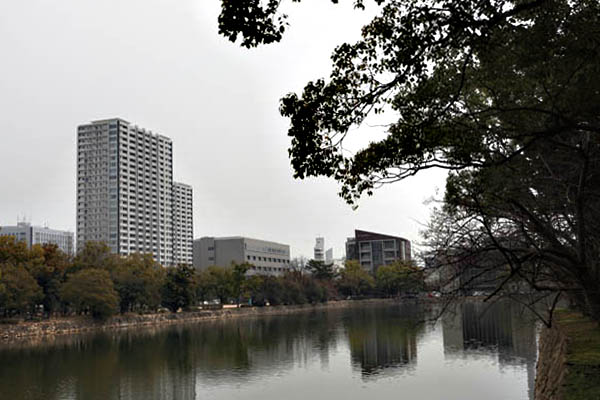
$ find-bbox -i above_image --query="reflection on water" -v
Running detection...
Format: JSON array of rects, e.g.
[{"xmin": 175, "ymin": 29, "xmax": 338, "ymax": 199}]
[
  {"xmin": 442, "ymin": 302, "xmax": 538, "ymax": 399},
  {"xmin": 0, "ymin": 301, "xmax": 538, "ymax": 400},
  {"xmin": 345, "ymin": 304, "xmax": 423, "ymax": 378}
]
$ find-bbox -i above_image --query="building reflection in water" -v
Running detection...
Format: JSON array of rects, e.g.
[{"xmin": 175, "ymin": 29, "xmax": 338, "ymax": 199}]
[
  {"xmin": 442, "ymin": 301, "xmax": 538, "ymax": 400},
  {"xmin": 345, "ymin": 304, "xmax": 423, "ymax": 379},
  {"xmin": 0, "ymin": 310, "xmax": 345, "ymax": 400},
  {"xmin": 0, "ymin": 302, "xmax": 538, "ymax": 400}
]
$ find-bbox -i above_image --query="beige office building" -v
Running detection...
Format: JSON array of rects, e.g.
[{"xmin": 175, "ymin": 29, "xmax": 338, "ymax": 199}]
[{"xmin": 193, "ymin": 236, "xmax": 291, "ymax": 276}]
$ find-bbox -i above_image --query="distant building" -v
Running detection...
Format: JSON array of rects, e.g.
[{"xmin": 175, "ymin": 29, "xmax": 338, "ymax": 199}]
[
  {"xmin": 345, "ymin": 229, "xmax": 411, "ymax": 273},
  {"xmin": 76, "ymin": 118, "xmax": 193, "ymax": 266},
  {"xmin": 325, "ymin": 248, "xmax": 334, "ymax": 265},
  {"xmin": 0, "ymin": 222, "xmax": 74, "ymax": 255},
  {"xmin": 172, "ymin": 182, "xmax": 193, "ymax": 265},
  {"xmin": 314, "ymin": 237, "xmax": 325, "ymax": 261},
  {"xmin": 193, "ymin": 236, "xmax": 291, "ymax": 276}
]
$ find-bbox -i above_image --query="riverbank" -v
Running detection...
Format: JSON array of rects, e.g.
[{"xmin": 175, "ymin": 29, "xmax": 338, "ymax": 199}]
[
  {"xmin": 535, "ymin": 310, "xmax": 600, "ymax": 400},
  {"xmin": 0, "ymin": 298, "xmax": 410, "ymax": 341}
]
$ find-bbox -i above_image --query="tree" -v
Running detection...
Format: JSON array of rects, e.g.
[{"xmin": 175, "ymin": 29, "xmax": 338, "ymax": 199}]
[
  {"xmin": 111, "ymin": 254, "xmax": 164, "ymax": 313},
  {"xmin": 218, "ymin": 0, "xmax": 600, "ymax": 321},
  {"xmin": 280, "ymin": 272, "xmax": 307, "ymax": 305},
  {"xmin": 231, "ymin": 262, "xmax": 250, "ymax": 306},
  {"xmin": 243, "ymin": 274, "xmax": 266, "ymax": 306},
  {"xmin": 206, "ymin": 266, "xmax": 234, "ymax": 305},
  {"xmin": 195, "ymin": 269, "xmax": 215, "ymax": 303},
  {"xmin": 337, "ymin": 260, "xmax": 374, "ymax": 297},
  {"xmin": 27, "ymin": 244, "xmax": 71, "ymax": 315},
  {"xmin": 71, "ymin": 241, "xmax": 120, "ymax": 273},
  {"xmin": 0, "ymin": 270, "xmax": 4, "ymax": 300},
  {"xmin": 376, "ymin": 261, "xmax": 424, "ymax": 297},
  {"xmin": 0, "ymin": 264, "xmax": 43, "ymax": 316},
  {"xmin": 0, "ymin": 236, "xmax": 34, "ymax": 265},
  {"xmin": 262, "ymin": 276, "xmax": 286, "ymax": 306},
  {"xmin": 59, "ymin": 269, "xmax": 119, "ymax": 320},
  {"xmin": 306, "ymin": 259, "xmax": 336, "ymax": 280},
  {"xmin": 161, "ymin": 265, "xmax": 197, "ymax": 312}
]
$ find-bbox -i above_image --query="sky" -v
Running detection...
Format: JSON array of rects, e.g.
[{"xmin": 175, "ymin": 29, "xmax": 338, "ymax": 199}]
[{"xmin": 0, "ymin": 0, "xmax": 446, "ymax": 259}]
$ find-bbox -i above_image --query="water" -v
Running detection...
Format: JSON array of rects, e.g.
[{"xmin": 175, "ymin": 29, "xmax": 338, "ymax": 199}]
[{"xmin": 0, "ymin": 301, "xmax": 538, "ymax": 400}]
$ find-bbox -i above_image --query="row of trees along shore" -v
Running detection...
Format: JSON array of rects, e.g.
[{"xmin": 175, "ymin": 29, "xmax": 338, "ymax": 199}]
[{"xmin": 0, "ymin": 237, "xmax": 424, "ymax": 321}]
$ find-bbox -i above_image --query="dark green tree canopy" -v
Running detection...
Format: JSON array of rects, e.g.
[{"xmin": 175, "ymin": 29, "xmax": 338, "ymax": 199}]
[
  {"xmin": 219, "ymin": 0, "xmax": 599, "ymax": 203},
  {"xmin": 218, "ymin": 1, "xmax": 381, "ymax": 48},
  {"xmin": 219, "ymin": 0, "xmax": 600, "ymax": 321}
]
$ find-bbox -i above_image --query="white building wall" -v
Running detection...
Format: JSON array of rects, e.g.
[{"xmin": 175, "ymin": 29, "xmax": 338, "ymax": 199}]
[
  {"xmin": 172, "ymin": 182, "xmax": 193, "ymax": 265},
  {"xmin": 0, "ymin": 223, "xmax": 74, "ymax": 255},
  {"xmin": 314, "ymin": 237, "xmax": 325, "ymax": 261},
  {"xmin": 78, "ymin": 118, "xmax": 186, "ymax": 266}
]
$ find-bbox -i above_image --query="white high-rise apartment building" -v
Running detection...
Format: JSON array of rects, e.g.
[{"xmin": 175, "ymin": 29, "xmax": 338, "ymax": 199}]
[
  {"xmin": 77, "ymin": 118, "xmax": 192, "ymax": 266},
  {"xmin": 172, "ymin": 182, "xmax": 193, "ymax": 265}
]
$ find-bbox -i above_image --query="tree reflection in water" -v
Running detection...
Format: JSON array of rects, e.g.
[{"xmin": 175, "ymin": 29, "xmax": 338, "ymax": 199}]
[{"xmin": 0, "ymin": 301, "xmax": 538, "ymax": 400}]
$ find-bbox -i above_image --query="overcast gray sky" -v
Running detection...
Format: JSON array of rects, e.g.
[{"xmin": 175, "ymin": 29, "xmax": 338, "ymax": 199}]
[{"xmin": 0, "ymin": 0, "xmax": 446, "ymax": 259}]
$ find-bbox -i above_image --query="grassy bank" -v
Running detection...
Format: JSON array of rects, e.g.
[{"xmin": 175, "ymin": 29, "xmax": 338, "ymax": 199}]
[{"xmin": 556, "ymin": 311, "xmax": 600, "ymax": 400}]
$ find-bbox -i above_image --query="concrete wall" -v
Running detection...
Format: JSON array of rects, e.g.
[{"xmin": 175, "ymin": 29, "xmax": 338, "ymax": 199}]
[
  {"xmin": 215, "ymin": 238, "xmax": 245, "ymax": 267},
  {"xmin": 193, "ymin": 237, "xmax": 215, "ymax": 269}
]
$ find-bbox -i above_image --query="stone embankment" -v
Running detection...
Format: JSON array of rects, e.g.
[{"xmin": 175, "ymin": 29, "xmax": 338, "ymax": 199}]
[
  {"xmin": 0, "ymin": 299, "xmax": 399, "ymax": 341},
  {"xmin": 535, "ymin": 311, "xmax": 600, "ymax": 400}
]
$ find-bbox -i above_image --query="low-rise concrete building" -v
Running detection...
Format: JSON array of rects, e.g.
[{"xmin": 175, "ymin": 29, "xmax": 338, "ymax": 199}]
[
  {"xmin": 193, "ymin": 236, "xmax": 291, "ymax": 276},
  {"xmin": 0, "ymin": 222, "xmax": 75, "ymax": 255}
]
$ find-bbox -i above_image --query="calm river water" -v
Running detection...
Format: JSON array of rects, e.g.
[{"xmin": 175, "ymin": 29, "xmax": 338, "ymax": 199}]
[{"xmin": 0, "ymin": 301, "xmax": 538, "ymax": 400}]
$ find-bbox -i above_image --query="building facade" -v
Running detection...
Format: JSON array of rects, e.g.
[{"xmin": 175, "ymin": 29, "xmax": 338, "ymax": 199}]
[
  {"xmin": 345, "ymin": 229, "xmax": 411, "ymax": 273},
  {"xmin": 314, "ymin": 237, "xmax": 325, "ymax": 261},
  {"xmin": 0, "ymin": 222, "xmax": 74, "ymax": 255},
  {"xmin": 325, "ymin": 248, "xmax": 334, "ymax": 265},
  {"xmin": 77, "ymin": 118, "xmax": 192, "ymax": 265},
  {"xmin": 172, "ymin": 182, "xmax": 193, "ymax": 265},
  {"xmin": 193, "ymin": 236, "xmax": 291, "ymax": 276}
]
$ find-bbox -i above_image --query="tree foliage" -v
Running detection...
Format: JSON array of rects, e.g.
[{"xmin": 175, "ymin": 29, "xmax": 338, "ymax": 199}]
[
  {"xmin": 338, "ymin": 260, "xmax": 375, "ymax": 296},
  {"xmin": 111, "ymin": 254, "xmax": 164, "ymax": 313},
  {"xmin": 205, "ymin": 266, "xmax": 234, "ymax": 305},
  {"xmin": 376, "ymin": 260, "xmax": 424, "ymax": 297},
  {"xmin": 0, "ymin": 264, "xmax": 43, "ymax": 316},
  {"xmin": 0, "ymin": 237, "xmax": 430, "ymax": 321},
  {"xmin": 218, "ymin": 0, "xmax": 600, "ymax": 321},
  {"xmin": 71, "ymin": 241, "xmax": 120, "ymax": 273},
  {"xmin": 0, "ymin": 236, "xmax": 36, "ymax": 265},
  {"xmin": 161, "ymin": 264, "xmax": 197, "ymax": 312},
  {"xmin": 28, "ymin": 244, "xmax": 71, "ymax": 315},
  {"xmin": 306, "ymin": 259, "xmax": 336, "ymax": 280},
  {"xmin": 60, "ymin": 269, "xmax": 119, "ymax": 320}
]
